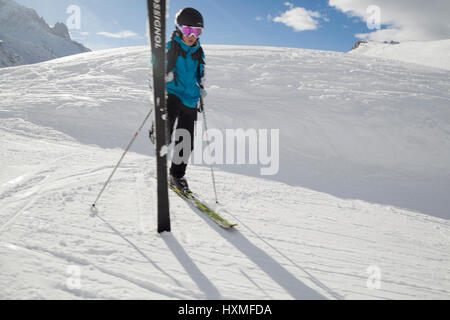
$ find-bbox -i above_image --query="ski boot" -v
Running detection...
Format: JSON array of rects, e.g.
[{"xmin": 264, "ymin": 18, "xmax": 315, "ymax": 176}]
[{"xmin": 169, "ymin": 175, "xmax": 191, "ymax": 195}]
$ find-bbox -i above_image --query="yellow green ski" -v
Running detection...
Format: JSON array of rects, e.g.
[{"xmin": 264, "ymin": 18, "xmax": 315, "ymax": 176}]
[{"xmin": 169, "ymin": 185, "xmax": 237, "ymax": 229}]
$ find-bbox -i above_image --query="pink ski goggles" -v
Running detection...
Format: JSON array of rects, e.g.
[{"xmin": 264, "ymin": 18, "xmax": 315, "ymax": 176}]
[{"xmin": 178, "ymin": 25, "xmax": 203, "ymax": 38}]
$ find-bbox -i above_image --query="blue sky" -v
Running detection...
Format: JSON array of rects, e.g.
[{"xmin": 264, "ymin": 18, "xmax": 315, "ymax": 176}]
[{"xmin": 14, "ymin": 0, "xmax": 445, "ymax": 52}]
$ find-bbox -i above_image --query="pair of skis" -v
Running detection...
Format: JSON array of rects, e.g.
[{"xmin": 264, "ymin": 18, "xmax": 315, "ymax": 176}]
[{"xmin": 147, "ymin": 0, "xmax": 236, "ymax": 231}]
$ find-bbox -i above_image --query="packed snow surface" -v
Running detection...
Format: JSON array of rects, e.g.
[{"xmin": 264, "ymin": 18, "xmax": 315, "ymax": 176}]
[
  {"xmin": 350, "ymin": 39, "xmax": 450, "ymax": 71},
  {"xmin": 0, "ymin": 45, "xmax": 449, "ymax": 299}
]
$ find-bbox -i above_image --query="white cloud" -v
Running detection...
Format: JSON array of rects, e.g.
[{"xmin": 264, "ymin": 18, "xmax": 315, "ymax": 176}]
[
  {"xmin": 284, "ymin": 2, "xmax": 295, "ymax": 10},
  {"xmin": 97, "ymin": 30, "xmax": 138, "ymax": 39},
  {"xmin": 255, "ymin": 14, "xmax": 274, "ymax": 23},
  {"xmin": 329, "ymin": 0, "xmax": 450, "ymax": 41},
  {"xmin": 273, "ymin": 5, "xmax": 322, "ymax": 32}
]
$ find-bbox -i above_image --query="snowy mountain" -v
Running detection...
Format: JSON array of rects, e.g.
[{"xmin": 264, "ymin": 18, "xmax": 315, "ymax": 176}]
[
  {"xmin": 0, "ymin": 0, "xmax": 90, "ymax": 68},
  {"xmin": 349, "ymin": 39, "xmax": 450, "ymax": 71},
  {"xmin": 0, "ymin": 46, "xmax": 449, "ymax": 299}
]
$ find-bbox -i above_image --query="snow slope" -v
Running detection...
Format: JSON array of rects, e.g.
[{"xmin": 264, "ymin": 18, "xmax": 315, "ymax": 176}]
[
  {"xmin": 349, "ymin": 39, "xmax": 450, "ymax": 71},
  {"xmin": 1, "ymin": 45, "xmax": 449, "ymax": 219},
  {"xmin": 0, "ymin": 46, "xmax": 449, "ymax": 299},
  {"xmin": 0, "ymin": 0, "xmax": 90, "ymax": 68}
]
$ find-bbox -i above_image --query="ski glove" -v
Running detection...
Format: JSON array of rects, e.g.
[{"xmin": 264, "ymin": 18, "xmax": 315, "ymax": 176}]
[
  {"xmin": 166, "ymin": 72, "xmax": 174, "ymax": 83},
  {"xmin": 199, "ymin": 87, "xmax": 207, "ymax": 98}
]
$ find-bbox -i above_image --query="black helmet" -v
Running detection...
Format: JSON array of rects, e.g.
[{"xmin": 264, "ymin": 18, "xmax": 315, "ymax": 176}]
[{"xmin": 175, "ymin": 8, "xmax": 204, "ymax": 28}]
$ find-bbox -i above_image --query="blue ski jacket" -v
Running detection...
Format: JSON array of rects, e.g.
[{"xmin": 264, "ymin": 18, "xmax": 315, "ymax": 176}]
[{"xmin": 166, "ymin": 36, "xmax": 205, "ymax": 109}]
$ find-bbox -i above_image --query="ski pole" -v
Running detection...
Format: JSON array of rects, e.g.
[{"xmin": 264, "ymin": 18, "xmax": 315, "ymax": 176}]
[
  {"xmin": 200, "ymin": 96, "xmax": 219, "ymax": 204},
  {"xmin": 91, "ymin": 108, "xmax": 153, "ymax": 210}
]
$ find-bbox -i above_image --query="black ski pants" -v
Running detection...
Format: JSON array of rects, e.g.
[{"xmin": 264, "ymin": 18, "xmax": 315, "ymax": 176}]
[{"xmin": 167, "ymin": 94, "xmax": 197, "ymax": 178}]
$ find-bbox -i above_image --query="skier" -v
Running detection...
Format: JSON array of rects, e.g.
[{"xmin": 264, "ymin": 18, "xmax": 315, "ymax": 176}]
[{"xmin": 150, "ymin": 7, "xmax": 206, "ymax": 193}]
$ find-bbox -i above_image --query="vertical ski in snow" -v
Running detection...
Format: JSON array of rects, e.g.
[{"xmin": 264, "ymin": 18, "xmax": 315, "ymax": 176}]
[{"xmin": 147, "ymin": 0, "xmax": 170, "ymax": 233}]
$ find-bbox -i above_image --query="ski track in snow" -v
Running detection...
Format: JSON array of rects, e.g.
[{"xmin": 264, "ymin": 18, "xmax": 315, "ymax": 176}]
[{"xmin": 0, "ymin": 46, "xmax": 449, "ymax": 299}]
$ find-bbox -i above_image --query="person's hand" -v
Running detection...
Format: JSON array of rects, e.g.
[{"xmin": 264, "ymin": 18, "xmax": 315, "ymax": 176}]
[
  {"xmin": 200, "ymin": 87, "xmax": 207, "ymax": 98},
  {"xmin": 166, "ymin": 72, "xmax": 174, "ymax": 83}
]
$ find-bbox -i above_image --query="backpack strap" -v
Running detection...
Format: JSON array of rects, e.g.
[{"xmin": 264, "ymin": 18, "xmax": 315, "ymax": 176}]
[
  {"xmin": 167, "ymin": 31, "xmax": 185, "ymax": 73},
  {"xmin": 192, "ymin": 46, "xmax": 205, "ymax": 82},
  {"xmin": 166, "ymin": 31, "xmax": 185, "ymax": 86}
]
